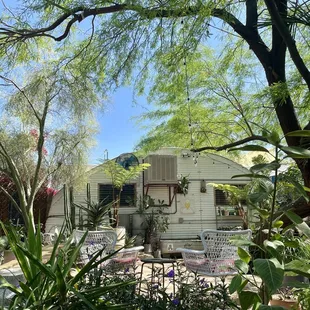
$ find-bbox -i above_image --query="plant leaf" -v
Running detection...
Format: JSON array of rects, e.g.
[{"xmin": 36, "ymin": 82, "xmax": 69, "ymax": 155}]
[
  {"xmin": 229, "ymin": 145, "xmax": 270, "ymax": 152},
  {"xmin": 253, "ymin": 258, "xmax": 284, "ymax": 295},
  {"xmin": 238, "ymin": 291, "xmax": 262, "ymax": 310},
  {"xmin": 229, "ymin": 274, "xmax": 242, "ymax": 294},
  {"xmin": 231, "ymin": 174, "xmax": 270, "ymax": 179},
  {"xmin": 284, "ymin": 210, "xmax": 310, "ymax": 238},
  {"xmin": 285, "ymin": 130, "xmax": 310, "ymax": 137},
  {"xmin": 285, "ymin": 259, "xmax": 310, "ymax": 278},
  {"xmin": 238, "ymin": 247, "xmax": 251, "ymax": 264},
  {"xmin": 282, "ymin": 175, "xmax": 310, "ymax": 202},
  {"xmin": 264, "ymin": 240, "xmax": 285, "ymax": 262},
  {"xmin": 280, "ymin": 146, "xmax": 310, "ymax": 158},
  {"xmin": 235, "ymin": 259, "xmax": 249, "ymax": 274},
  {"xmin": 250, "ymin": 162, "xmax": 281, "ymax": 173},
  {"xmin": 16, "ymin": 244, "xmax": 56, "ymax": 280}
]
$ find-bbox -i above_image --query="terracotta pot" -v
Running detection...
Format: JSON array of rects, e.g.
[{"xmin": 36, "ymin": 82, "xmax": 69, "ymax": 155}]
[{"xmin": 269, "ymin": 299, "xmax": 300, "ymax": 309}]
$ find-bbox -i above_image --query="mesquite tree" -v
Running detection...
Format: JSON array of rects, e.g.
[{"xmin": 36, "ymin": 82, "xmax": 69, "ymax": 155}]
[{"xmin": 0, "ymin": 1, "xmax": 310, "ymax": 218}]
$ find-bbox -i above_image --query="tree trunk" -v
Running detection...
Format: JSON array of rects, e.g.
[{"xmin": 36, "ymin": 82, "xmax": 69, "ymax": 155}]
[{"xmin": 250, "ymin": 0, "xmax": 310, "ymax": 220}]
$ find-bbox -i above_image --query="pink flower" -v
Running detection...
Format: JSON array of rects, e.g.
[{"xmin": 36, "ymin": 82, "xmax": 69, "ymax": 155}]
[{"xmin": 30, "ymin": 129, "xmax": 38, "ymax": 137}]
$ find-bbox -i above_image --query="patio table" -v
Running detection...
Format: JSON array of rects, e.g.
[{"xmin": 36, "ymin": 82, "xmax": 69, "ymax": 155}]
[{"xmin": 138, "ymin": 258, "xmax": 176, "ymax": 296}]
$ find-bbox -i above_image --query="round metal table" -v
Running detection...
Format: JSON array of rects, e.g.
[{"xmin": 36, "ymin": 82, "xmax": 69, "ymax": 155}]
[{"xmin": 138, "ymin": 258, "xmax": 176, "ymax": 296}]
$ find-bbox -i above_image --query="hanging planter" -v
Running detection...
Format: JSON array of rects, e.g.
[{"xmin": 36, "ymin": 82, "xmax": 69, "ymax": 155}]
[{"xmin": 177, "ymin": 175, "xmax": 190, "ymax": 195}]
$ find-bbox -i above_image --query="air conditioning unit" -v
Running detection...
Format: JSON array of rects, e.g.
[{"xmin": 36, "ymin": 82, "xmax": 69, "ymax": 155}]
[{"xmin": 144, "ymin": 155, "xmax": 177, "ymax": 184}]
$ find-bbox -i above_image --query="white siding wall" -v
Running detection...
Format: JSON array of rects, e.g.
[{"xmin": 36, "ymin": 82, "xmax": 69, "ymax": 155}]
[
  {"xmin": 46, "ymin": 148, "xmax": 250, "ymax": 238},
  {"xmin": 45, "ymin": 188, "xmax": 65, "ymax": 233},
  {"xmin": 45, "ymin": 165, "xmax": 143, "ymax": 232},
  {"xmin": 142, "ymin": 151, "xmax": 249, "ymax": 239}
]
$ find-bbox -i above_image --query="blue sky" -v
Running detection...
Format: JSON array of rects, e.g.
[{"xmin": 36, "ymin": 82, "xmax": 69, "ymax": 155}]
[{"xmin": 89, "ymin": 87, "xmax": 149, "ymax": 164}]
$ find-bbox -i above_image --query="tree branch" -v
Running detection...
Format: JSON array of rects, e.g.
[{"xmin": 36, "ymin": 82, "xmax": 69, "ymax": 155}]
[
  {"xmin": 192, "ymin": 135, "xmax": 268, "ymax": 152},
  {"xmin": 0, "ymin": 75, "xmax": 41, "ymax": 121},
  {"xmin": 264, "ymin": 0, "xmax": 310, "ymax": 90}
]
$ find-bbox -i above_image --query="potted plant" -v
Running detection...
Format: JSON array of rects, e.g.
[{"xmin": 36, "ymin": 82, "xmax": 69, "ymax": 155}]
[
  {"xmin": 74, "ymin": 199, "xmax": 113, "ymax": 231},
  {"xmin": 269, "ymin": 287, "xmax": 300, "ymax": 309},
  {"xmin": 133, "ymin": 195, "xmax": 169, "ymax": 254},
  {"xmin": 177, "ymin": 174, "xmax": 190, "ymax": 195}
]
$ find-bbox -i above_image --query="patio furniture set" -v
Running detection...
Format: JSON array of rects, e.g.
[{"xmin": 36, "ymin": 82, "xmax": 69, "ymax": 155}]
[{"xmin": 0, "ymin": 229, "xmax": 251, "ymax": 305}]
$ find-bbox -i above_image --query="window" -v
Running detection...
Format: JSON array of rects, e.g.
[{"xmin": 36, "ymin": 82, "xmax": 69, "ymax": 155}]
[
  {"xmin": 98, "ymin": 184, "xmax": 135, "ymax": 206},
  {"xmin": 215, "ymin": 189, "xmax": 229, "ymax": 205},
  {"xmin": 214, "ymin": 185, "xmax": 246, "ymax": 206}
]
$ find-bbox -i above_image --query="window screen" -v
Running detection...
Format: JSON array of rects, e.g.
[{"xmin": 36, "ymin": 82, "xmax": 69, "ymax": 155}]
[
  {"xmin": 98, "ymin": 184, "xmax": 135, "ymax": 206},
  {"xmin": 215, "ymin": 189, "xmax": 229, "ymax": 205},
  {"xmin": 214, "ymin": 185, "xmax": 246, "ymax": 205}
]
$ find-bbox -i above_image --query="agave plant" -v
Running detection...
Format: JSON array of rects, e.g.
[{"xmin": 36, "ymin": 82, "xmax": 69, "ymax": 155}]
[
  {"xmin": 0, "ymin": 221, "xmax": 134, "ymax": 309},
  {"xmin": 75, "ymin": 199, "xmax": 114, "ymax": 230}
]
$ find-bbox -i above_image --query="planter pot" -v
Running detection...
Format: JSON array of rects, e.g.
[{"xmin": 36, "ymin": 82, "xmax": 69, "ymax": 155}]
[
  {"xmin": 115, "ymin": 226, "xmax": 126, "ymax": 249},
  {"xmin": 144, "ymin": 243, "xmax": 152, "ymax": 254},
  {"xmin": 3, "ymin": 250, "xmax": 16, "ymax": 264},
  {"xmin": 269, "ymin": 299, "xmax": 300, "ymax": 309},
  {"xmin": 224, "ymin": 210, "xmax": 229, "ymax": 216}
]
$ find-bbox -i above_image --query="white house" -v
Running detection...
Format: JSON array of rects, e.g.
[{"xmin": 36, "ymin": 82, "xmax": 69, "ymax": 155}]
[{"xmin": 46, "ymin": 147, "xmax": 250, "ymax": 254}]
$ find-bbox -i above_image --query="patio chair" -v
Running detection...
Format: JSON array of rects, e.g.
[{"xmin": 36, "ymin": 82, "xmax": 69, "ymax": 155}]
[
  {"xmin": 73, "ymin": 230, "xmax": 144, "ymax": 271},
  {"xmin": 176, "ymin": 229, "xmax": 252, "ymax": 278},
  {"xmin": 74, "ymin": 230, "xmax": 118, "ymax": 266}
]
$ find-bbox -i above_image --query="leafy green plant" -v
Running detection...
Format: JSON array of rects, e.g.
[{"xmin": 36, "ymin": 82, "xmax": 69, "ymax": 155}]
[
  {"xmin": 136, "ymin": 196, "xmax": 169, "ymax": 246},
  {"xmin": 294, "ymin": 285, "xmax": 310, "ymax": 309},
  {"xmin": 136, "ymin": 262, "xmax": 239, "ymax": 310},
  {"xmin": 177, "ymin": 174, "xmax": 190, "ymax": 196},
  {"xmin": 226, "ymin": 130, "xmax": 310, "ymax": 308},
  {"xmin": 74, "ymin": 199, "xmax": 113, "ymax": 230},
  {"xmin": 0, "ymin": 221, "xmax": 134, "ymax": 309},
  {"xmin": 102, "ymin": 160, "xmax": 150, "ymax": 227}
]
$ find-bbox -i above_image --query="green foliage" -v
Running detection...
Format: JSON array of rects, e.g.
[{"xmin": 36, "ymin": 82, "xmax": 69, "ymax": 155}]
[
  {"xmin": 132, "ymin": 195, "xmax": 169, "ymax": 245},
  {"xmin": 227, "ymin": 131, "xmax": 310, "ymax": 307},
  {"xmin": 177, "ymin": 174, "xmax": 190, "ymax": 196},
  {"xmin": 0, "ymin": 235, "xmax": 9, "ymax": 250},
  {"xmin": 136, "ymin": 262, "xmax": 238, "ymax": 310},
  {"xmin": 102, "ymin": 160, "xmax": 150, "ymax": 226},
  {"xmin": 102, "ymin": 160, "xmax": 150, "ymax": 190},
  {"xmin": 0, "ymin": 221, "xmax": 132, "ymax": 309},
  {"xmin": 74, "ymin": 199, "xmax": 113, "ymax": 230}
]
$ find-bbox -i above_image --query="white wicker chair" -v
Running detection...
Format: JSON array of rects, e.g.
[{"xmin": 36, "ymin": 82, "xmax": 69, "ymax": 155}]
[
  {"xmin": 73, "ymin": 230, "xmax": 144, "ymax": 270},
  {"xmin": 74, "ymin": 230, "xmax": 118, "ymax": 266},
  {"xmin": 176, "ymin": 229, "xmax": 252, "ymax": 277}
]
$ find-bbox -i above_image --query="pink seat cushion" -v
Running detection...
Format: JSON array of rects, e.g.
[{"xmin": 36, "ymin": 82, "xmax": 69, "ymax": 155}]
[
  {"xmin": 185, "ymin": 258, "xmax": 236, "ymax": 274},
  {"xmin": 112, "ymin": 257, "xmax": 136, "ymax": 264}
]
